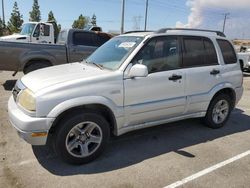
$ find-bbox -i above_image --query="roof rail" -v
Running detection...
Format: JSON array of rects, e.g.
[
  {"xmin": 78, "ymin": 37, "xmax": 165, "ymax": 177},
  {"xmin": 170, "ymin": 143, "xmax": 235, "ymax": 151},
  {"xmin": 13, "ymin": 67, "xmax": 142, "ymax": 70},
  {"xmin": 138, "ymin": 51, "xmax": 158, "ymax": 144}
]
[
  {"xmin": 124, "ymin": 30, "xmax": 153, "ymax": 34},
  {"xmin": 156, "ymin": 28, "xmax": 226, "ymax": 37}
]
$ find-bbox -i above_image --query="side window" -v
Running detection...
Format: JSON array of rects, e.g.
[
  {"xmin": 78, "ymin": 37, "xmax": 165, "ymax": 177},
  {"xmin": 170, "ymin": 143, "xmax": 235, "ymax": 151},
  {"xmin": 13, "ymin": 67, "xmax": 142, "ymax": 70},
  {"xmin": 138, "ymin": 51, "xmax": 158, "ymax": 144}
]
[
  {"xmin": 132, "ymin": 37, "xmax": 181, "ymax": 74},
  {"xmin": 33, "ymin": 24, "xmax": 40, "ymax": 37},
  {"xmin": 73, "ymin": 32, "xmax": 97, "ymax": 46},
  {"xmin": 217, "ymin": 39, "xmax": 237, "ymax": 64},
  {"xmin": 43, "ymin": 25, "xmax": 50, "ymax": 36},
  {"xmin": 204, "ymin": 39, "xmax": 218, "ymax": 65},
  {"xmin": 183, "ymin": 37, "xmax": 204, "ymax": 67}
]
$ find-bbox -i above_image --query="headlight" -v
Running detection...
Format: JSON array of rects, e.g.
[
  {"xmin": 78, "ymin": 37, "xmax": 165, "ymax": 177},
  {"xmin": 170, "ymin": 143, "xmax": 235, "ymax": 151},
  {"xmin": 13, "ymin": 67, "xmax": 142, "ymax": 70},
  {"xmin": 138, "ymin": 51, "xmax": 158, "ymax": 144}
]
[{"xmin": 18, "ymin": 89, "xmax": 36, "ymax": 111}]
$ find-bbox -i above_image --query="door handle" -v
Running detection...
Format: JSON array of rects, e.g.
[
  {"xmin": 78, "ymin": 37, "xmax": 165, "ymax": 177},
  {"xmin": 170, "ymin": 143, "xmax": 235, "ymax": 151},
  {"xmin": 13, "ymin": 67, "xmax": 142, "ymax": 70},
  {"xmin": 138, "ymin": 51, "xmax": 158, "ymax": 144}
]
[
  {"xmin": 210, "ymin": 69, "xmax": 220, "ymax": 75},
  {"xmin": 169, "ymin": 74, "xmax": 182, "ymax": 81}
]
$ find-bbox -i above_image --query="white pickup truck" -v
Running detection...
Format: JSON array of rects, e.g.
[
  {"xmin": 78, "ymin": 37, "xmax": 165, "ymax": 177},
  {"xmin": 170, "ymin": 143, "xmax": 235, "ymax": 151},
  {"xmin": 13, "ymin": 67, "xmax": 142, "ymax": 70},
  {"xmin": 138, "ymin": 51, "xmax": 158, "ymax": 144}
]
[
  {"xmin": 238, "ymin": 50, "xmax": 250, "ymax": 71},
  {"xmin": 0, "ymin": 21, "xmax": 58, "ymax": 44}
]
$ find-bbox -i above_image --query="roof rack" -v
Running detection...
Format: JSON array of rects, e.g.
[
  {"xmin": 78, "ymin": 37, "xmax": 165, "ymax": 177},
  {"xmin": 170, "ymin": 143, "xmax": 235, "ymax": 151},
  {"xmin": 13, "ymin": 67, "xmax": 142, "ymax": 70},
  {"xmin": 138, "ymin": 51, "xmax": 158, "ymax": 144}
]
[
  {"xmin": 156, "ymin": 28, "xmax": 226, "ymax": 37},
  {"xmin": 124, "ymin": 30, "xmax": 153, "ymax": 34}
]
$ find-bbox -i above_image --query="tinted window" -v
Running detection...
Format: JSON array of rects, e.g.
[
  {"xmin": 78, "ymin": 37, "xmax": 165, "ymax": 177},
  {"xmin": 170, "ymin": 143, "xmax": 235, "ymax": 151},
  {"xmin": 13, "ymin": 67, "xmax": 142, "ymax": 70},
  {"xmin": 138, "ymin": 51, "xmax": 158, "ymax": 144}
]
[
  {"xmin": 204, "ymin": 39, "xmax": 218, "ymax": 65},
  {"xmin": 73, "ymin": 32, "xmax": 98, "ymax": 46},
  {"xmin": 98, "ymin": 34, "xmax": 111, "ymax": 46},
  {"xmin": 183, "ymin": 37, "xmax": 204, "ymax": 67},
  {"xmin": 217, "ymin": 39, "xmax": 237, "ymax": 64},
  {"xmin": 133, "ymin": 36, "xmax": 181, "ymax": 73}
]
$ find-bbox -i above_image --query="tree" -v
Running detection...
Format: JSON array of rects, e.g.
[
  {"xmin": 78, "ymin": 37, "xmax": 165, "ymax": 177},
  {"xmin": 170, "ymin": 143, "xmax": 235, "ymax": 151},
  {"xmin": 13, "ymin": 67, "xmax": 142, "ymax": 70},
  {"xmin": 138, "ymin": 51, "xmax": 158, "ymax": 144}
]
[
  {"xmin": 47, "ymin": 11, "xmax": 60, "ymax": 41},
  {"xmin": 58, "ymin": 24, "xmax": 61, "ymax": 32},
  {"xmin": 0, "ymin": 17, "xmax": 3, "ymax": 36},
  {"xmin": 91, "ymin": 14, "xmax": 97, "ymax": 26},
  {"xmin": 29, "ymin": 0, "xmax": 41, "ymax": 22},
  {"xmin": 7, "ymin": 2, "xmax": 24, "ymax": 33},
  {"xmin": 47, "ymin": 11, "xmax": 56, "ymax": 22},
  {"xmin": 72, "ymin": 14, "xmax": 88, "ymax": 29}
]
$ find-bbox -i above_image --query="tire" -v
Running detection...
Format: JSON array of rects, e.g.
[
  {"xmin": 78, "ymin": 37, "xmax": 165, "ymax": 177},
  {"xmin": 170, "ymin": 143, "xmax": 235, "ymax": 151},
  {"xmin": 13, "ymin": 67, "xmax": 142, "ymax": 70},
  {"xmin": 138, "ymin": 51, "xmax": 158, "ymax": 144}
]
[
  {"xmin": 239, "ymin": 61, "xmax": 244, "ymax": 72},
  {"xmin": 54, "ymin": 111, "xmax": 110, "ymax": 165},
  {"xmin": 204, "ymin": 94, "xmax": 233, "ymax": 129},
  {"xmin": 23, "ymin": 62, "xmax": 51, "ymax": 74}
]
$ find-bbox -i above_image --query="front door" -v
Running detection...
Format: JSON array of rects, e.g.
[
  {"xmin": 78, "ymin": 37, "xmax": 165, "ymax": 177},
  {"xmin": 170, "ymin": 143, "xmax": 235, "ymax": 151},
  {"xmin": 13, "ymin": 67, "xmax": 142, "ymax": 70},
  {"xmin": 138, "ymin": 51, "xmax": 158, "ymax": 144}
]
[{"xmin": 124, "ymin": 36, "xmax": 186, "ymax": 126}]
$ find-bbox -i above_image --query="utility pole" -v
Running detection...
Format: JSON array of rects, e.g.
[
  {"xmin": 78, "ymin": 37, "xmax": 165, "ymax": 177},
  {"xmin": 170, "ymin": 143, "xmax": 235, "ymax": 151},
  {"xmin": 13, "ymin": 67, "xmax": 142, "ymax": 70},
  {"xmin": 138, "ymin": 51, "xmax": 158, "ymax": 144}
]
[
  {"xmin": 1, "ymin": 0, "xmax": 5, "ymax": 27},
  {"xmin": 222, "ymin": 13, "xmax": 230, "ymax": 33},
  {"xmin": 144, "ymin": 0, "xmax": 149, "ymax": 31},
  {"xmin": 121, "ymin": 0, "xmax": 125, "ymax": 34}
]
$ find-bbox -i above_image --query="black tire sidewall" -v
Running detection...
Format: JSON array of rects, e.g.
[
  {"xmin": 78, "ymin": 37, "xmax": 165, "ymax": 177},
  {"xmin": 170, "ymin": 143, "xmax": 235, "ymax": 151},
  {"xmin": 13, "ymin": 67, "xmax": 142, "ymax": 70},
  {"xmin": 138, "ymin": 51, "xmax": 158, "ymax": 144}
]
[
  {"xmin": 54, "ymin": 112, "xmax": 110, "ymax": 164},
  {"xmin": 205, "ymin": 94, "xmax": 233, "ymax": 128}
]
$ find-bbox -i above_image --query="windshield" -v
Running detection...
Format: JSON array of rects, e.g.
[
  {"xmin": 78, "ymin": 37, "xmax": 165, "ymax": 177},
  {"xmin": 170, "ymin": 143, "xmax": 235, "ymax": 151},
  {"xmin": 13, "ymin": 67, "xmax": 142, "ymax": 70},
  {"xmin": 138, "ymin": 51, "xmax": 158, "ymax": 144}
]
[
  {"xmin": 20, "ymin": 23, "xmax": 36, "ymax": 35},
  {"xmin": 86, "ymin": 36, "xmax": 143, "ymax": 70}
]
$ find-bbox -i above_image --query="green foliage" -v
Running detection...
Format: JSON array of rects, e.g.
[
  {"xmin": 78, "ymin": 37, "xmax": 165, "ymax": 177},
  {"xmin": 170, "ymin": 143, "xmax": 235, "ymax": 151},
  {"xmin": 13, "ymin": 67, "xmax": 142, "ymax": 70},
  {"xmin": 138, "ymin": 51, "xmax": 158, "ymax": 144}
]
[
  {"xmin": 58, "ymin": 24, "xmax": 61, "ymax": 32},
  {"xmin": 72, "ymin": 14, "xmax": 88, "ymax": 29},
  {"xmin": 47, "ymin": 10, "xmax": 61, "ymax": 41},
  {"xmin": 7, "ymin": 2, "xmax": 24, "ymax": 33},
  {"xmin": 47, "ymin": 11, "xmax": 56, "ymax": 22},
  {"xmin": 91, "ymin": 14, "xmax": 97, "ymax": 26},
  {"xmin": 29, "ymin": 0, "xmax": 41, "ymax": 22}
]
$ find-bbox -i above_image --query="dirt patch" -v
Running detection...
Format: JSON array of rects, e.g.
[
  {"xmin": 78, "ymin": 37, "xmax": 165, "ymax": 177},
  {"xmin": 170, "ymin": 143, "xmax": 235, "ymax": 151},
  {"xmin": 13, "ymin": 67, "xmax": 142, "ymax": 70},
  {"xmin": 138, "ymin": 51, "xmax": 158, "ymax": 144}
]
[{"xmin": 2, "ymin": 166, "xmax": 24, "ymax": 188}]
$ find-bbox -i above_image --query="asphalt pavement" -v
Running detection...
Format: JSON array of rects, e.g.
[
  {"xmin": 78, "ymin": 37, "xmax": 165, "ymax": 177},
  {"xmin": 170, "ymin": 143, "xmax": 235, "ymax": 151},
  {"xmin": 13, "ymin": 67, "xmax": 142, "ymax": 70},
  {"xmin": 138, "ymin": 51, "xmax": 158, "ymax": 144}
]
[{"xmin": 0, "ymin": 71, "xmax": 249, "ymax": 188}]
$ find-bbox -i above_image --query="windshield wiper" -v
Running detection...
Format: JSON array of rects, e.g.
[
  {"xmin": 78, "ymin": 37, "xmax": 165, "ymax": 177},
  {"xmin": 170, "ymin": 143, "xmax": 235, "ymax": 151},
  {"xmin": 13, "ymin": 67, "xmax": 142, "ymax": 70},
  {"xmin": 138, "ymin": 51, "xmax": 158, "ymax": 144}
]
[
  {"xmin": 92, "ymin": 62, "xmax": 103, "ymax": 70},
  {"xmin": 84, "ymin": 60, "xmax": 103, "ymax": 70}
]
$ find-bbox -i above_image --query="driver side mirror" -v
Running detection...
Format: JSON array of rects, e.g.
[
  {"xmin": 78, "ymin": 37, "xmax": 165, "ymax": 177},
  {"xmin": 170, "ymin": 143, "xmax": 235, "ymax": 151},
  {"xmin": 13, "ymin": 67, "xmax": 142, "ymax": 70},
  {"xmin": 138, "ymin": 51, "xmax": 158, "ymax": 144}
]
[{"xmin": 128, "ymin": 64, "xmax": 148, "ymax": 78}]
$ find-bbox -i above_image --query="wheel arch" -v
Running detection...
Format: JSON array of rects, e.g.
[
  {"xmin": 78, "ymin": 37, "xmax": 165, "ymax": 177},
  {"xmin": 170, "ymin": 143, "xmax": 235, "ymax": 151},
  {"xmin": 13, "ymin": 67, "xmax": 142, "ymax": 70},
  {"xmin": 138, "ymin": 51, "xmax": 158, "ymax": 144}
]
[
  {"xmin": 210, "ymin": 87, "xmax": 236, "ymax": 109},
  {"xmin": 48, "ymin": 104, "xmax": 117, "ymax": 137}
]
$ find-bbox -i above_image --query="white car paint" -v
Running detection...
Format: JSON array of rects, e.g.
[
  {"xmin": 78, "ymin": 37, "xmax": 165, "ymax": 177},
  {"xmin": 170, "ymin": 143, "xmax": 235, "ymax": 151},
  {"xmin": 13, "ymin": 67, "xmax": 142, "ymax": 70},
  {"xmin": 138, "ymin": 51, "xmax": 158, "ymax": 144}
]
[{"xmin": 8, "ymin": 30, "xmax": 243, "ymax": 145}]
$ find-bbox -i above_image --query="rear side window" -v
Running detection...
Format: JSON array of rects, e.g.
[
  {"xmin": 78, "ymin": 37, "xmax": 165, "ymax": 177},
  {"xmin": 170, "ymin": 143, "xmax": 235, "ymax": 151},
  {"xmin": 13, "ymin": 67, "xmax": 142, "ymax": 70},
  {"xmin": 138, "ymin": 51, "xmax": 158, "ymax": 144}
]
[
  {"xmin": 183, "ymin": 37, "xmax": 205, "ymax": 67},
  {"xmin": 73, "ymin": 32, "xmax": 98, "ymax": 47},
  {"xmin": 217, "ymin": 39, "xmax": 237, "ymax": 64},
  {"xmin": 183, "ymin": 37, "xmax": 218, "ymax": 67},
  {"xmin": 204, "ymin": 39, "xmax": 218, "ymax": 65}
]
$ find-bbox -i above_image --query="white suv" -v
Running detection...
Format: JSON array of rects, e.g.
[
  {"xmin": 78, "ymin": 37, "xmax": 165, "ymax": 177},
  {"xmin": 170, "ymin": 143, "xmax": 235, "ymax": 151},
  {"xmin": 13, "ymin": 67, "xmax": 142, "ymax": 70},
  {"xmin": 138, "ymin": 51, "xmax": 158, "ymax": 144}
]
[{"xmin": 8, "ymin": 28, "xmax": 243, "ymax": 164}]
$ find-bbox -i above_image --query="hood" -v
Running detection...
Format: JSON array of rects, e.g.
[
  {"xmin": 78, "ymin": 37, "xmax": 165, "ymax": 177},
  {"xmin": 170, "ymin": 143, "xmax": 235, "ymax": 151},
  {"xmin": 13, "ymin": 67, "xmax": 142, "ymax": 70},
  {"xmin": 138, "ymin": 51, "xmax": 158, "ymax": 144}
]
[
  {"xmin": 21, "ymin": 63, "xmax": 112, "ymax": 93},
  {"xmin": 0, "ymin": 34, "xmax": 29, "ymax": 41}
]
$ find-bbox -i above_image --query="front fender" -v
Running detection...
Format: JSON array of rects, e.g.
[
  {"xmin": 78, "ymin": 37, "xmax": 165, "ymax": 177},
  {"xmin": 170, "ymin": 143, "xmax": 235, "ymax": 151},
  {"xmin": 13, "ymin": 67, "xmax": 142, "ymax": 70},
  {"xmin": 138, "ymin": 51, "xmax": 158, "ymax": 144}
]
[{"xmin": 47, "ymin": 96, "xmax": 124, "ymax": 119}]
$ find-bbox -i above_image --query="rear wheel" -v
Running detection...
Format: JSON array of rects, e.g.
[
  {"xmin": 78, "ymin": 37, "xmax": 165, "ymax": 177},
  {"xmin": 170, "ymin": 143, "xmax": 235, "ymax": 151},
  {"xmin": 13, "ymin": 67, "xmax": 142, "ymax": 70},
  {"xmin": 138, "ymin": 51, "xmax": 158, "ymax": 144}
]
[
  {"xmin": 23, "ymin": 61, "xmax": 51, "ymax": 74},
  {"xmin": 54, "ymin": 112, "xmax": 110, "ymax": 164},
  {"xmin": 204, "ymin": 94, "xmax": 232, "ymax": 129}
]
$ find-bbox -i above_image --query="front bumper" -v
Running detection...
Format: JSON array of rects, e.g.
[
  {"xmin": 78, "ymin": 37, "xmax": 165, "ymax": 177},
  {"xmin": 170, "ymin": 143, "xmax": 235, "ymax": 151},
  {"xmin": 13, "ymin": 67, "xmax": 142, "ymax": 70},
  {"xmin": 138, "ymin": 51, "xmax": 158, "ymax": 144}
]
[{"xmin": 8, "ymin": 96, "xmax": 54, "ymax": 145}]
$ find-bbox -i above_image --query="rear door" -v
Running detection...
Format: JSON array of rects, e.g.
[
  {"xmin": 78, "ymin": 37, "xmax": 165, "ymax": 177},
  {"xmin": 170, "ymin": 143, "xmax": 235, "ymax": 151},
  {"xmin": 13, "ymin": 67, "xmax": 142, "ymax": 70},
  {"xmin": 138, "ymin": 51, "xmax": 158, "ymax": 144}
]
[
  {"xmin": 68, "ymin": 32, "xmax": 98, "ymax": 62},
  {"xmin": 182, "ymin": 36, "xmax": 222, "ymax": 114}
]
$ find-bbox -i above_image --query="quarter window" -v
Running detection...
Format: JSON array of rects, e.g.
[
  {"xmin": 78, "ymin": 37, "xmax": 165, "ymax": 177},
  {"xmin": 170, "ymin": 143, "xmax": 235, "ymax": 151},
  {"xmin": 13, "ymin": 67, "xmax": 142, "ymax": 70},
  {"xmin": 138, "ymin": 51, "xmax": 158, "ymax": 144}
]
[{"xmin": 217, "ymin": 39, "xmax": 237, "ymax": 64}]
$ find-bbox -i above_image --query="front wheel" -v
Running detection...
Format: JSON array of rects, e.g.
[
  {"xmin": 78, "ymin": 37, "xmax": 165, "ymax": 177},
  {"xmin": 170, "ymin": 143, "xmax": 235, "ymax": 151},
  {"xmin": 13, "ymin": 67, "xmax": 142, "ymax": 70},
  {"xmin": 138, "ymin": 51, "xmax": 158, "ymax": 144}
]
[
  {"xmin": 54, "ymin": 112, "xmax": 110, "ymax": 164},
  {"xmin": 204, "ymin": 94, "xmax": 233, "ymax": 129}
]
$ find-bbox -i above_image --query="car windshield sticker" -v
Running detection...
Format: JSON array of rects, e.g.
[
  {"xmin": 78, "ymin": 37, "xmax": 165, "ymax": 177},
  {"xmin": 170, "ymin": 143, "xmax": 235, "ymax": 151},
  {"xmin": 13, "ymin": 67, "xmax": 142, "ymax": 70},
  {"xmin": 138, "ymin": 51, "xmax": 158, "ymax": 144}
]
[{"xmin": 118, "ymin": 42, "xmax": 136, "ymax": 49}]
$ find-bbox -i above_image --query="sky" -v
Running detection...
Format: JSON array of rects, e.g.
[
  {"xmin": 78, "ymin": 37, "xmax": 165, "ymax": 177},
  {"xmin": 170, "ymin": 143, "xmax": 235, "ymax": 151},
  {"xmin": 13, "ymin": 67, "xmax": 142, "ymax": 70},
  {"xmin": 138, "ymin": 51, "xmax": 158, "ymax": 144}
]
[{"xmin": 1, "ymin": 0, "xmax": 250, "ymax": 39}]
